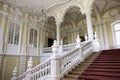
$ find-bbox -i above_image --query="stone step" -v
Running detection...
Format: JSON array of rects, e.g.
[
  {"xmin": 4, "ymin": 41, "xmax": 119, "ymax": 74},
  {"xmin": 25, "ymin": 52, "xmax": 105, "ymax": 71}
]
[
  {"xmin": 64, "ymin": 74, "xmax": 79, "ymax": 78},
  {"xmin": 61, "ymin": 52, "xmax": 100, "ymax": 80}
]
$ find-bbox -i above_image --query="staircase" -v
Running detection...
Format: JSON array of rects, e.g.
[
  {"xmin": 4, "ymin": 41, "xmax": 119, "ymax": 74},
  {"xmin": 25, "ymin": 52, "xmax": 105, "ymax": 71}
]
[
  {"xmin": 78, "ymin": 49, "xmax": 120, "ymax": 80},
  {"xmin": 16, "ymin": 39, "xmax": 100, "ymax": 80},
  {"xmin": 61, "ymin": 52, "xmax": 100, "ymax": 80}
]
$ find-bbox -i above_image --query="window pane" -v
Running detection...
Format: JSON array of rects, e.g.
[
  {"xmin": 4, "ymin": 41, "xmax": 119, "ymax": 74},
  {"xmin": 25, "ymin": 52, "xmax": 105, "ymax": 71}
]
[
  {"xmin": 8, "ymin": 22, "xmax": 14, "ymax": 44},
  {"xmin": 34, "ymin": 30, "xmax": 37, "ymax": 47},
  {"xmin": 115, "ymin": 31, "xmax": 120, "ymax": 45},
  {"xmin": 14, "ymin": 24, "xmax": 20, "ymax": 45},
  {"xmin": 29, "ymin": 29, "xmax": 38, "ymax": 47},
  {"xmin": 29, "ymin": 29, "xmax": 34, "ymax": 45},
  {"xmin": 114, "ymin": 23, "xmax": 120, "ymax": 31}
]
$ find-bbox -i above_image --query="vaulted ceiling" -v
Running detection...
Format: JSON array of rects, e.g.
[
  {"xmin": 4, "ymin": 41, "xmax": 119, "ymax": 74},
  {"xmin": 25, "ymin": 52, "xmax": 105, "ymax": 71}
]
[
  {"xmin": 1, "ymin": 0, "xmax": 71, "ymax": 15},
  {"xmin": 1, "ymin": 0, "xmax": 120, "ymax": 27},
  {"xmin": 93, "ymin": 0, "xmax": 120, "ymax": 19},
  {"xmin": 63, "ymin": 0, "xmax": 120, "ymax": 26}
]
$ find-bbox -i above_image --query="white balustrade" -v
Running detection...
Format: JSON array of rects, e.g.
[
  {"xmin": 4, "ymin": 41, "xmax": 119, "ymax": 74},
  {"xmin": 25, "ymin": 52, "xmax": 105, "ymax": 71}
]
[
  {"xmin": 63, "ymin": 43, "xmax": 77, "ymax": 52},
  {"xmin": 16, "ymin": 39, "xmax": 94, "ymax": 80},
  {"xmin": 42, "ymin": 43, "xmax": 77, "ymax": 54},
  {"xmin": 60, "ymin": 48, "xmax": 81, "ymax": 75},
  {"xmin": 81, "ymin": 41, "xmax": 93, "ymax": 59},
  {"xmin": 16, "ymin": 58, "xmax": 51, "ymax": 80},
  {"xmin": 42, "ymin": 47, "xmax": 52, "ymax": 53}
]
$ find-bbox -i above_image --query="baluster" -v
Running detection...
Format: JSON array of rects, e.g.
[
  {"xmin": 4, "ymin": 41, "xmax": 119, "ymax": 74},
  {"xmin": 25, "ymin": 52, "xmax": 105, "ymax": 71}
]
[
  {"xmin": 35, "ymin": 70, "xmax": 37, "ymax": 80},
  {"xmin": 11, "ymin": 66, "xmax": 17, "ymax": 80},
  {"xmin": 26, "ymin": 57, "xmax": 33, "ymax": 80}
]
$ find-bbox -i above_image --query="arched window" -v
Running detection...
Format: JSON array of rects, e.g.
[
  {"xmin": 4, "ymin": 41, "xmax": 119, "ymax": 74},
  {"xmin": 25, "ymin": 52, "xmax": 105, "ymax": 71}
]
[
  {"xmin": 8, "ymin": 22, "xmax": 20, "ymax": 45},
  {"xmin": 113, "ymin": 22, "xmax": 120, "ymax": 46},
  {"xmin": 29, "ymin": 29, "xmax": 38, "ymax": 47}
]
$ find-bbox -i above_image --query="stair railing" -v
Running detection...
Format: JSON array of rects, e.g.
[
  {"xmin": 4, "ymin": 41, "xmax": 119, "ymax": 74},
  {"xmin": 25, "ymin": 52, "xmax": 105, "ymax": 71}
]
[
  {"xmin": 42, "ymin": 47, "xmax": 52, "ymax": 53},
  {"xmin": 42, "ymin": 42, "xmax": 77, "ymax": 54},
  {"xmin": 63, "ymin": 43, "xmax": 77, "ymax": 52},
  {"xmin": 16, "ymin": 57, "xmax": 51, "ymax": 80},
  {"xmin": 16, "ymin": 36, "xmax": 93, "ymax": 80}
]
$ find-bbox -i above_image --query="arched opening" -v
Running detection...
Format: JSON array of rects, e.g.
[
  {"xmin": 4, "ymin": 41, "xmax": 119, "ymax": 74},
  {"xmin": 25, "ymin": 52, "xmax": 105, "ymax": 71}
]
[
  {"xmin": 92, "ymin": 0, "xmax": 120, "ymax": 49},
  {"xmin": 46, "ymin": 16, "xmax": 56, "ymax": 47},
  {"xmin": 61, "ymin": 6, "xmax": 86, "ymax": 44}
]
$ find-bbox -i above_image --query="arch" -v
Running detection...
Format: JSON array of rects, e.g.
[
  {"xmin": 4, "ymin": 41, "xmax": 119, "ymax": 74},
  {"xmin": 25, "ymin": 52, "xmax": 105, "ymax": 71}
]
[
  {"xmin": 47, "ymin": 16, "xmax": 56, "ymax": 25},
  {"xmin": 61, "ymin": 4, "xmax": 82, "ymax": 22},
  {"xmin": 2, "ymin": 57, "xmax": 18, "ymax": 80}
]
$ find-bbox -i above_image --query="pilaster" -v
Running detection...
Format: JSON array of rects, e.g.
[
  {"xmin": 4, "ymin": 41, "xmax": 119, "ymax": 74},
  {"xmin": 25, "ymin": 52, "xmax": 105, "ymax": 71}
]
[
  {"xmin": 102, "ymin": 21, "xmax": 109, "ymax": 49},
  {"xmin": 0, "ymin": 14, "xmax": 6, "ymax": 54},
  {"xmin": 98, "ymin": 22, "xmax": 105, "ymax": 50},
  {"xmin": 40, "ymin": 28, "xmax": 43, "ymax": 54},
  {"xmin": 19, "ymin": 24, "xmax": 27, "ymax": 75},
  {"xmin": 21, "ymin": 24, "xmax": 27, "ymax": 55},
  {"xmin": 37, "ymin": 27, "xmax": 40, "ymax": 56}
]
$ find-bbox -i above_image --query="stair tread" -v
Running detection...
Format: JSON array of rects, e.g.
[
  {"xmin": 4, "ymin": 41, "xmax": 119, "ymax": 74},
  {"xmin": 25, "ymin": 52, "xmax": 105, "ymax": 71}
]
[
  {"xmin": 83, "ymin": 71, "xmax": 120, "ymax": 77},
  {"xmin": 90, "ymin": 63, "xmax": 120, "ymax": 66},
  {"xmin": 65, "ymin": 74, "xmax": 79, "ymax": 78},
  {"xmin": 86, "ymin": 68, "xmax": 120, "ymax": 72},
  {"xmin": 78, "ymin": 74, "xmax": 120, "ymax": 80},
  {"xmin": 88, "ymin": 65, "xmax": 120, "ymax": 69},
  {"xmin": 70, "ymin": 71, "xmax": 83, "ymax": 74},
  {"xmin": 93, "ymin": 61, "xmax": 120, "ymax": 63}
]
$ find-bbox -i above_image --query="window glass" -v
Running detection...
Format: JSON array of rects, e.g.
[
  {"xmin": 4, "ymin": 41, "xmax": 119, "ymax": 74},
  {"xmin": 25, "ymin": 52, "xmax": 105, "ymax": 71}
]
[
  {"xmin": 8, "ymin": 22, "xmax": 20, "ymax": 45},
  {"xmin": 29, "ymin": 29, "xmax": 38, "ymax": 47},
  {"xmin": 114, "ymin": 22, "xmax": 120, "ymax": 45}
]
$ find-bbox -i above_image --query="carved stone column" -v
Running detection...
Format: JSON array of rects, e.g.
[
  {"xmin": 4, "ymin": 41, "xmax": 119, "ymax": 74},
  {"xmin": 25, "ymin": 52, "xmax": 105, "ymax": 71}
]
[
  {"xmin": 83, "ymin": 8, "xmax": 94, "ymax": 40},
  {"xmin": 56, "ymin": 22, "xmax": 62, "ymax": 45}
]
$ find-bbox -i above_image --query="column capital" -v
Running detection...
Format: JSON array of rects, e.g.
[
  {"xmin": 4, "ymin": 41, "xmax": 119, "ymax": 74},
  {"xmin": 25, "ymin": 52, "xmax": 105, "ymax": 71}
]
[
  {"xmin": 56, "ymin": 20, "xmax": 62, "ymax": 26},
  {"xmin": 81, "ymin": 7, "xmax": 92, "ymax": 15}
]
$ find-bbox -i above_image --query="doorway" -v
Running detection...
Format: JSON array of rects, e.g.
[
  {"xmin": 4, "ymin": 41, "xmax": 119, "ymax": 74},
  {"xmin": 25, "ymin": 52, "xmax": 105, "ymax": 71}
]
[{"xmin": 48, "ymin": 38, "xmax": 54, "ymax": 47}]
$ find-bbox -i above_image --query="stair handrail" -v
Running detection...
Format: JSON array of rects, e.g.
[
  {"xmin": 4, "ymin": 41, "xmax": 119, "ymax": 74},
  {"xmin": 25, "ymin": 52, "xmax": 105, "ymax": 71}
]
[
  {"xmin": 42, "ymin": 47, "xmax": 52, "ymax": 53},
  {"xmin": 16, "ymin": 57, "xmax": 51, "ymax": 80},
  {"xmin": 16, "ymin": 40, "xmax": 93, "ymax": 80},
  {"xmin": 60, "ymin": 41, "xmax": 92, "ymax": 76},
  {"xmin": 63, "ymin": 43, "xmax": 77, "ymax": 52},
  {"xmin": 42, "ymin": 43, "xmax": 77, "ymax": 54}
]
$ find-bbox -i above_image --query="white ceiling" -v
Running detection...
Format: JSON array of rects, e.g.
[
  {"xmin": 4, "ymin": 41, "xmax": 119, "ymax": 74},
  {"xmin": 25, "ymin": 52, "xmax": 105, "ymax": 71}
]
[{"xmin": 1, "ymin": 0, "xmax": 69, "ymax": 15}]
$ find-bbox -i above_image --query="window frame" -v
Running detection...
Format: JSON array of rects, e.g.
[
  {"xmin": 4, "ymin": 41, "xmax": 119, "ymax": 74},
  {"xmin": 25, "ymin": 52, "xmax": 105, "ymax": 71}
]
[
  {"xmin": 7, "ymin": 21, "xmax": 21, "ymax": 45},
  {"xmin": 29, "ymin": 28, "xmax": 38, "ymax": 48},
  {"xmin": 111, "ymin": 20, "xmax": 120, "ymax": 47}
]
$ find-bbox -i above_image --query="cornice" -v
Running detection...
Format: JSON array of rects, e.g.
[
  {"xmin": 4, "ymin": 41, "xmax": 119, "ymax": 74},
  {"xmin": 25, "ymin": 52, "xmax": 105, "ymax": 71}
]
[{"xmin": 0, "ymin": 10, "xmax": 41, "ymax": 26}]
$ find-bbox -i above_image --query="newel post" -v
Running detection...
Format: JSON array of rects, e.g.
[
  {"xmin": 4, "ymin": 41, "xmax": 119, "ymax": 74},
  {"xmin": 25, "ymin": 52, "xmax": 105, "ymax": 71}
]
[
  {"xmin": 92, "ymin": 32, "xmax": 100, "ymax": 52},
  {"xmin": 76, "ymin": 35, "xmax": 81, "ymax": 48},
  {"xmin": 76, "ymin": 35, "xmax": 84, "ymax": 62},
  {"xmin": 26, "ymin": 57, "xmax": 33, "ymax": 80},
  {"xmin": 50, "ymin": 40, "xmax": 61, "ymax": 80}
]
